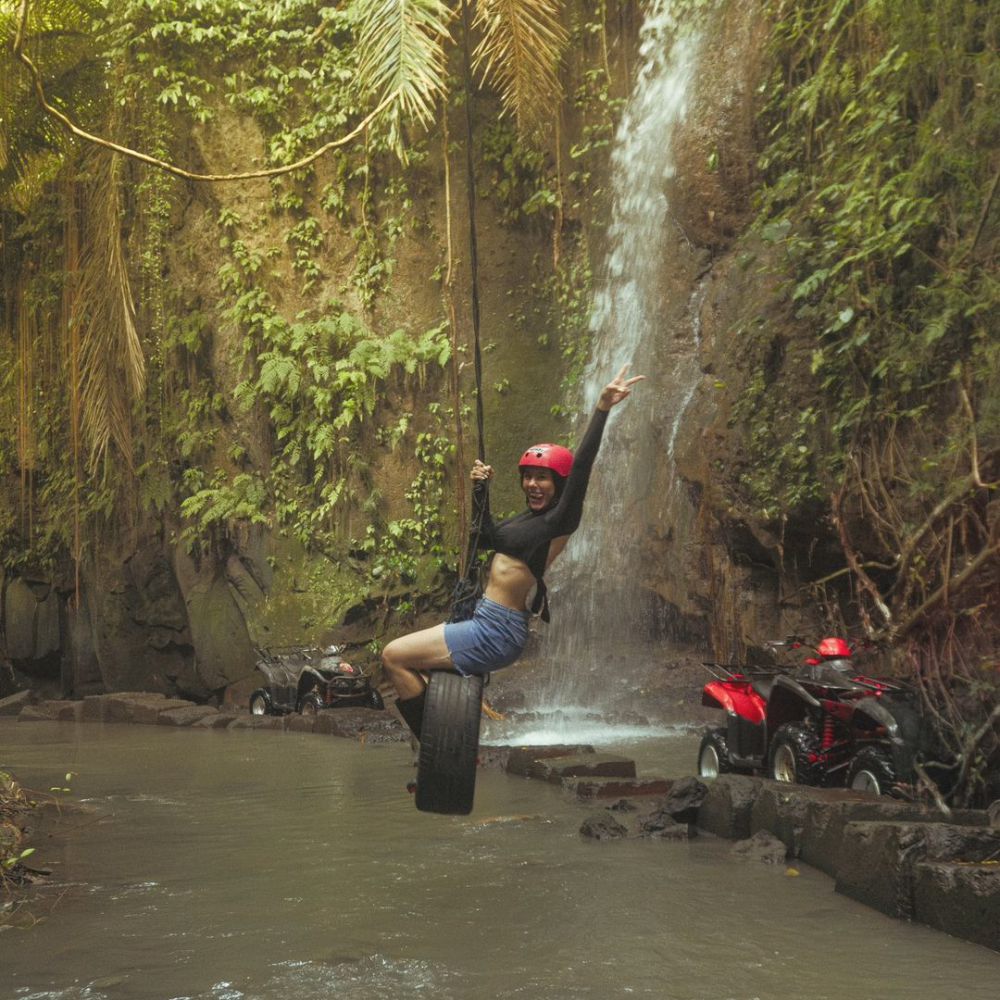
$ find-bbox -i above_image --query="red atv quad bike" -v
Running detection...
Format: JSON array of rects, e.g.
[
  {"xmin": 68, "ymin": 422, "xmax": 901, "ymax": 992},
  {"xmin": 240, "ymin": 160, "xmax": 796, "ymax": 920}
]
[{"xmin": 697, "ymin": 637, "xmax": 928, "ymax": 794}]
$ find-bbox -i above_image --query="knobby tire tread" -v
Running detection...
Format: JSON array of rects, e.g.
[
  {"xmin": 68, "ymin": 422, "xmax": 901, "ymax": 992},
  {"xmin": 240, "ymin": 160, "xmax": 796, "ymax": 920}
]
[{"xmin": 415, "ymin": 673, "xmax": 484, "ymax": 815}]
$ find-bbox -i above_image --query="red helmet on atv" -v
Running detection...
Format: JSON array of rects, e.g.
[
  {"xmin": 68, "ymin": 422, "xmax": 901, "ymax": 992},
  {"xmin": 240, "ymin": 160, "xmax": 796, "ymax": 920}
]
[
  {"xmin": 817, "ymin": 637, "xmax": 851, "ymax": 659},
  {"xmin": 518, "ymin": 443, "xmax": 574, "ymax": 479}
]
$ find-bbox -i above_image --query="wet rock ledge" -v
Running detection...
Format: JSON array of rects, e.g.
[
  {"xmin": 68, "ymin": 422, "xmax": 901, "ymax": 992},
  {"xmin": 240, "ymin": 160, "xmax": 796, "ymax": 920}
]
[
  {"xmin": 487, "ymin": 743, "xmax": 1000, "ymax": 955},
  {"xmin": 1, "ymin": 690, "xmax": 401, "ymax": 741}
]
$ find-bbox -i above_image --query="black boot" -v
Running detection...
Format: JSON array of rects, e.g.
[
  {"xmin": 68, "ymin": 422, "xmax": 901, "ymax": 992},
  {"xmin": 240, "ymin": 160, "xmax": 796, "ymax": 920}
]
[{"xmin": 395, "ymin": 690, "xmax": 426, "ymax": 739}]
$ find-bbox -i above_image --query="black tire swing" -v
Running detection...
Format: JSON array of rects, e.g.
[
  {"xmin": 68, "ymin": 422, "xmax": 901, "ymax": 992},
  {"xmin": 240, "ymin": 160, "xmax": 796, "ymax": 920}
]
[
  {"xmin": 414, "ymin": 458, "xmax": 491, "ymax": 815},
  {"xmin": 413, "ymin": 0, "xmax": 492, "ymax": 817}
]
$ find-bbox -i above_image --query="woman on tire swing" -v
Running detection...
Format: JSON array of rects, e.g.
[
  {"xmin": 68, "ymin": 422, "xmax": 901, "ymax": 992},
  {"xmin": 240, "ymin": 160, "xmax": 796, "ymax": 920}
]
[{"xmin": 382, "ymin": 365, "xmax": 645, "ymax": 739}]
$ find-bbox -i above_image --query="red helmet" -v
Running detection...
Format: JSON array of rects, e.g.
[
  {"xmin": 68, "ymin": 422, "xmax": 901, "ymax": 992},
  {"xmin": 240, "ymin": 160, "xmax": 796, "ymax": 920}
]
[
  {"xmin": 817, "ymin": 637, "xmax": 851, "ymax": 659},
  {"xmin": 518, "ymin": 443, "xmax": 573, "ymax": 479}
]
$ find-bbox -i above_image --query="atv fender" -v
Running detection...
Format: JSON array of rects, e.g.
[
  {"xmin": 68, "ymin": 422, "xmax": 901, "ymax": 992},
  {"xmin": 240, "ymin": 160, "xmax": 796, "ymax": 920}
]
[
  {"xmin": 853, "ymin": 697, "xmax": 904, "ymax": 742},
  {"xmin": 854, "ymin": 697, "xmax": 923, "ymax": 779},
  {"xmin": 772, "ymin": 675, "xmax": 822, "ymax": 708},
  {"xmin": 765, "ymin": 676, "xmax": 822, "ymax": 733},
  {"xmin": 702, "ymin": 681, "xmax": 766, "ymax": 725}
]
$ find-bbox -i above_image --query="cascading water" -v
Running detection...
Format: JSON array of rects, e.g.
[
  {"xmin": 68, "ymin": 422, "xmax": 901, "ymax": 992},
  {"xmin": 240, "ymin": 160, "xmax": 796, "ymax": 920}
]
[{"xmin": 505, "ymin": 1, "xmax": 711, "ymax": 740}]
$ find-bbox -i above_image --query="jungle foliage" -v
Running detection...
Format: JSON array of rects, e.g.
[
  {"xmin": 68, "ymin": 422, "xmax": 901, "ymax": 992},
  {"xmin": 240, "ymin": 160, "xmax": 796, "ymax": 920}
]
[
  {"xmin": 0, "ymin": 0, "xmax": 608, "ymax": 617},
  {"xmin": 0, "ymin": 769, "xmax": 34, "ymax": 891},
  {"xmin": 743, "ymin": 0, "xmax": 999, "ymax": 802}
]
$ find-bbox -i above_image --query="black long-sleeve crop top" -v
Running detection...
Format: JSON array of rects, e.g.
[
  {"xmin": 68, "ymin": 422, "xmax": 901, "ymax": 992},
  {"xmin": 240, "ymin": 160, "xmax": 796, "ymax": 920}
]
[{"xmin": 470, "ymin": 407, "xmax": 609, "ymax": 618}]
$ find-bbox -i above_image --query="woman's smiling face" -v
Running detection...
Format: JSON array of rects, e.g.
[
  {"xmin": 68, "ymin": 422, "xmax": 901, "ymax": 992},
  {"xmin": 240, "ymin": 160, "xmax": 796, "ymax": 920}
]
[{"xmin": 521, "ymin": 467, "xmax": 557, "ymax": 512}]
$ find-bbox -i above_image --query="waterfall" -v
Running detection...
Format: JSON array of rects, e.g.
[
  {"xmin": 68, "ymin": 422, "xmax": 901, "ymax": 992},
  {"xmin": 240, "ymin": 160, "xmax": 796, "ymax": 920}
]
[{"xmin": 526, "ymin": 1, "xmax": 709, "ymax": 726}]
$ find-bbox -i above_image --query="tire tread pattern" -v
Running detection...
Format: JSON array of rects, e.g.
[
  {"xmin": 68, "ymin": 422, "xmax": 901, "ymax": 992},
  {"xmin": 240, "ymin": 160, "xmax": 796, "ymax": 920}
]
[
  {"xmin": 847, "ymin": 744, "xmax": 898, "ymax": 796},
  {"xmin": 415, "ymin": 673, "xmax": 484, "ymax": 815},
  {"xmin": 769, "ymin": 721, "xmax": 823, "ymax": 786}
]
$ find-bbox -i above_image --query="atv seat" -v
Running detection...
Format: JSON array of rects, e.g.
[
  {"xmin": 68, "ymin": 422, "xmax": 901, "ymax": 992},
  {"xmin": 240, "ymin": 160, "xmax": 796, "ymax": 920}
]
[{"xmin": 751, "ymin": 677, "xmax": 774, "ymax": 701}]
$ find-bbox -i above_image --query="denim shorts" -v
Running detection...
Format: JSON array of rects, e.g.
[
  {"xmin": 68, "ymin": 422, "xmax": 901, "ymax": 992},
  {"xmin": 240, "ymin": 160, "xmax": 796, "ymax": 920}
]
[{"xmin": 443, "ymin": 597, "xmax": 530, "ymax": 676}]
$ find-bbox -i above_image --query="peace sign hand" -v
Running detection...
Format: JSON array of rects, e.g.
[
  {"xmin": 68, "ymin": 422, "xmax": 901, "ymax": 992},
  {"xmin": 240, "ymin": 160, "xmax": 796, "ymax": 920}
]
[{"xmin": 597, "ymin": 364, "xmax": 646, "ymax": 411}]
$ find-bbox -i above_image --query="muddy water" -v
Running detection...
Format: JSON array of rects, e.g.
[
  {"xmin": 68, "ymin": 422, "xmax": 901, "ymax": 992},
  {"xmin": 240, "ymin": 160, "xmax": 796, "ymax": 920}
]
[{"xmin": 3, "ymin": 721, "xmax": 999, "ymax": 1000}]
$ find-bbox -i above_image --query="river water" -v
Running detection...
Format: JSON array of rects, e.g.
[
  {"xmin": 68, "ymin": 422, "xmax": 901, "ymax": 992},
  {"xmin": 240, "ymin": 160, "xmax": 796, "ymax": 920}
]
[{"xmin": 3, "ymin": 720, "xmax": 999, "ymax": 1000}]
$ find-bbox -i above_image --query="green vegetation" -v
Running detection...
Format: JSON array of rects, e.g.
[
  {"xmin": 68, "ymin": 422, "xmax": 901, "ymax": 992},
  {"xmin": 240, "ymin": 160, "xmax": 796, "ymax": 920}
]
[
  {"xmin": 739, "ymin": 0, "xmax": 999, "ymax": 802},
  {"xmin": 0, "ymin": 770, "xmax": 34, "ymax": 891},
  {"xmin": 0, "ymin": 0, "xmax": 595, "ymax": 621}
]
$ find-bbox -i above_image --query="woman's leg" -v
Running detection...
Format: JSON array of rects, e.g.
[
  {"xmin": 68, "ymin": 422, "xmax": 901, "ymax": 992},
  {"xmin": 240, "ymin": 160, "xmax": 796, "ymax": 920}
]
[{"xmin": 381, "ymin": 623, "xmax": 454, "ymax": 701}]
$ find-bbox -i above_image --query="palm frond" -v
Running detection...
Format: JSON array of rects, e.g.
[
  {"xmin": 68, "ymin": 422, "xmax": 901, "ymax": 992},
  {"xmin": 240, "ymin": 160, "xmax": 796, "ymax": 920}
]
[
  {"xmin": 74, "ymin": 150, "xmax": 145, "ymax": 473},
  {"xmin": 472, "ymin": 0, "xmax": 567, "ymax": 134},
  {"xmin": 355, "ymin": 0, "xmax": 453, "ymax": 131},
  {"xmin": 0, "ymin": 0, "xmax": 100, "ymax": 199}
]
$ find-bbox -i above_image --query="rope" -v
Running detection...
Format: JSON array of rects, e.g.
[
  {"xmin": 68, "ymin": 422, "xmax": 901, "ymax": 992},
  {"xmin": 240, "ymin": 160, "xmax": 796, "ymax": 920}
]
[
  {"xmin": 450, "ymin": 0, "xmax": 488, "ymax": 596},
  {"xmin": 460, "ymin": 0, "xmax": 486, "ymax": 464}
]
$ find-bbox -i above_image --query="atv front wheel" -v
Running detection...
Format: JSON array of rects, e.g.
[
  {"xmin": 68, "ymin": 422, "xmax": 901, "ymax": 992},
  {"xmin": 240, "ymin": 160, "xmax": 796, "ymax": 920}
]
[
  {"xmin": 368, "ymin": 686, "xmax": 385, "ymax": 711},
  {"xmin": 847, "ymin": 745, "xmax": 898, "ymax": 797},
  {"xmin": 769, "ymin": 723, "xmax": 822, "ymax": 785},
  {"xmin": 697, "ymin": 728, "xmax": 733, "ymax": 779},
  {"xmin": 249, "ymin": 691, "xmax": 271, "ymax": 716}
]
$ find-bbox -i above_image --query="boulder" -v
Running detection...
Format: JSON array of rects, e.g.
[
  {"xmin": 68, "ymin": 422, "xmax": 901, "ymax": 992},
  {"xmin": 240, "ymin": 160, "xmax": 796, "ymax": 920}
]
[
  {"xmin": 18, "ymin": 704, "xmax": 61, "ymax": 722},
  {"xmin": 574, "ymin": 777, "xmax": 673, "ymax": 801},
  {"xmin": 83, "ymin": 694, "xmax": 111, "ymax": 721},
  {"xmin": 519, "ymin": 753, "xmax": 636, "ymax": 784},
  {"xmin": 913, "ymin": 861, "xmax": 1000, "ymax": 952},
  {"xmin": 0, "ymin": 690, "xmax": 37, "ymax": 716},
  {"xmin": 4, "ymin": 578, "xmax": 60, "ymax": 664},
  {"xmin": 80, "ymin": 690, "xmax": 214, "ymax": 724},
  {"xmin": 222, "ymin": 674, "xmax": 263, "ymax": 712},
  {"xmin": 228, "ymin": 715, "xmax": 283, "ymax": 730},
  {"xmin": 157, "ymin": 705, "xmax": 219, "ymax": 726},
  {"xmin": 696, "ymin": 774, "xmax": 764, "ymax": 840},
  {"xmin": 767, "ymin": 787, "xmax": 987, "ymax": 877},
  {"xmin": 64, "ymin": 601, "xmax": 104, "ymax": 697},
  {"xmin": 54, "ymin": 701, "xmax": 84, "ymax": 722},
  {"xmin": 579, "ymin": 812, "xmax": 630, "ymax": 841},
  {"xmin": 477, "ymin": 745, "xmax": 512, "ymax": 771},
  {"xmin": 173, "ymin": 547, "xmax": 256, "ymax": 692},
  {"xmin": 17, "ymin": 700, "xmax": 80, "ymax": 722},
  {"xmin": 730, "ymin": 830, "xmax": 788, "ymax": 864},
  {"xmin": 83, "ymin": 550, "xmax": 195, "ymax": 695},
  {"xmin": 835, "ymin": 821, "xmax": 1000, "ymax": 920},
  {"xmin": 313, "ymin": 712, "xmax": 352, "ymax": 737},
  {"xmin": 639, "ymin": 808, "xmax": 692, "ymax": 841},
  {"xmin": 35, "ymin": 700, "xmax": 83, "ymax": 722},
  {"xmin": 192, "ymin": 712, "xmax": 240, "ymax": 729},
  {"xmin": 660, "ymin": 776, "xmax": 708, "ymax": 825},
  {"xmin": 504, "ymin": 745, "xmax": 596, "ymax": 777}
]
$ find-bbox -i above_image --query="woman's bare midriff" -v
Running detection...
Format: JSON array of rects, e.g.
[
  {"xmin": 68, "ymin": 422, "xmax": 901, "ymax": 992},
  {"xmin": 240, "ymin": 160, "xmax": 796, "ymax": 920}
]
[{"xmin": 482, "ymin": 537, "xmax": 569, "ymax": 611}]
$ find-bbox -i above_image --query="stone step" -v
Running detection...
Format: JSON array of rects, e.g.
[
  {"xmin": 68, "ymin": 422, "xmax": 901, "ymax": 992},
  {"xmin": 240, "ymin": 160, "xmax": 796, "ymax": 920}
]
[
  {"xmin": 914, "ymin": 860, "xmax": 1000, "ymax": 952},
  {"xmin": 502, "ymin": 745, "xmax": 596, "ymax": 777},
  {"xmin": 157, "ymin": 705, "xmax": 219, "ymax": 726},
  {"xmin": 573, "ymin": 776, "xmax": 673, "ymax": 801},
  {"xmin": 17, "ymin": 701, "xmax": 80, "ymax": 722},
  {"xmin": 525, "ymin": 753, "xmax": 638, "ymax": 785}
]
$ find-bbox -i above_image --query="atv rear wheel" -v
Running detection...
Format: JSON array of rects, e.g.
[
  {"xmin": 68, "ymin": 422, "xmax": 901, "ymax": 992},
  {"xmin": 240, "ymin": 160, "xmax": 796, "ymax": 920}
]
[
  {"xmin": 847, "ymin": 745, "xmax": 898, "ymax": 797},
  {"xmin": 769, "ymin": 722, "xmax": 822, "ymax": 785},
  {"xmin": 415, "ymin": 672, "xmax": 484, "ymax": 815},
  {"xmin": 697, "ymin": 728, "xmax": 733, "ymax": 779},
  {"xmin": 298, "ymin": 692, "xmax": 324, "ymax": 715}
]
